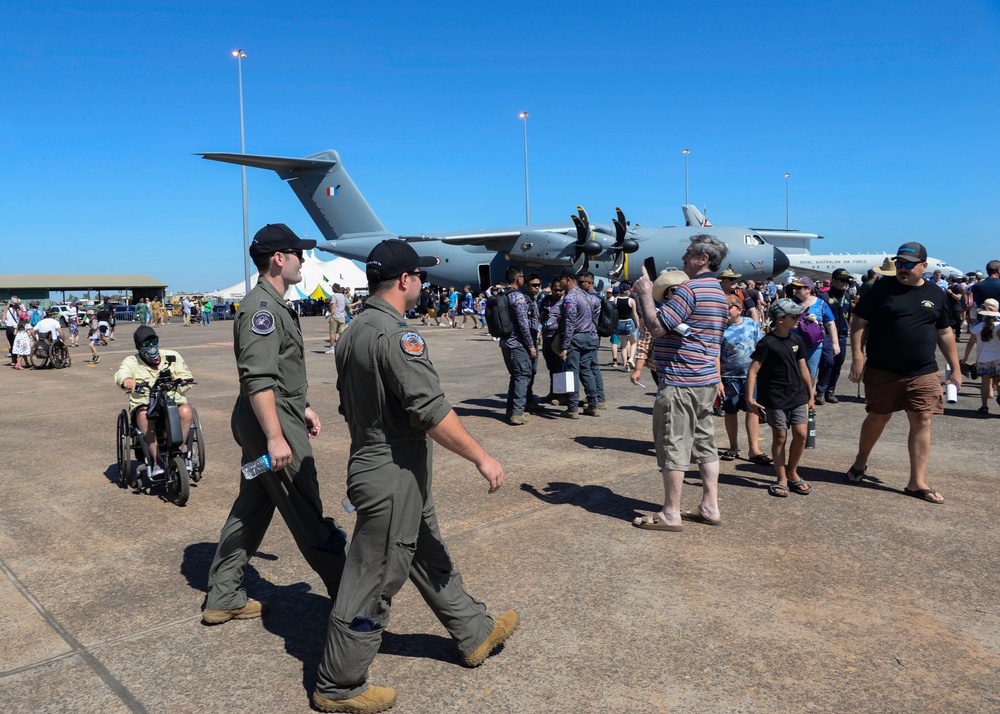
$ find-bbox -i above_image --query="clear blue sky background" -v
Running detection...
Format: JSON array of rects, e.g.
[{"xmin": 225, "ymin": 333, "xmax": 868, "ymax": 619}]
[{"xmin": 3, "ymin": 1, "xmax": 998, "ymax": 291}]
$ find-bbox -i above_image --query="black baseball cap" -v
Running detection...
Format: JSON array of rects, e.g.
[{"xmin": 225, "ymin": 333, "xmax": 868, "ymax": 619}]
[
  {"xmin": 133, "ymin": 325, "xmax": 157, "ymax": 348},
  {"xmin": 249, "ymin": 223, "xmax": 316, "ymax": 257},
  {"xmin": 893, "ymin": 242, "xmax": 927, "ymax": 262},
  {"xmin": 557, "ymin": 268, "xmax": 578, "ymax": 279},
  {"xmin": 365, "ymin": 239, "xmax": 437, "ymax": 282},
  {"xmin": 831, "ymin": 268, "xmax": 852, "ymax": 282}
]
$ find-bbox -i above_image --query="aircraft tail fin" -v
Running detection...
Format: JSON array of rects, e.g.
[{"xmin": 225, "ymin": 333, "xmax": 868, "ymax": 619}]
[
  {"xmin": 199, "ymin": 150, "xmax": 389, "ymax": 242},
  {"xmin": 682, "ymin": 204, "xmax": 712, "ymax": 227}
]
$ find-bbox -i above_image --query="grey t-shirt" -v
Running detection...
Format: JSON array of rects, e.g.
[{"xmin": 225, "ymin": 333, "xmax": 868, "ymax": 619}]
[{"xmin": 330, "ymin": 293, "xmax": 347, "ymax": 319}]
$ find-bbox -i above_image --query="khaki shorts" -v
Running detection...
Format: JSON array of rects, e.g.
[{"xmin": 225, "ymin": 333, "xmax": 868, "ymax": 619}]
[
  {"xmin": 652, "ymin": 383, "xmax": 719, "ymax": 471},
  {"xmin": 329, "ymin": 317, "xmax": 346, "ymax": 335},
  {"xmin": 863, "ymin": 367, "xmax": 943, "ymax": 415}
]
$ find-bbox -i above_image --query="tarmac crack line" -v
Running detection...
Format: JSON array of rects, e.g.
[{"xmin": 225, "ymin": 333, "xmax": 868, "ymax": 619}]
[{"xmin": 0, "ymin": 557, "xmax": 149, "ymax": 714}]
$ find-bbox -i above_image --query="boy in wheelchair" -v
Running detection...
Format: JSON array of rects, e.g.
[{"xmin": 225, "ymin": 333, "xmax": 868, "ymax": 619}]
[{"xmin": 114, "ymin": 326, "xmax": 194, "ymax": 476}]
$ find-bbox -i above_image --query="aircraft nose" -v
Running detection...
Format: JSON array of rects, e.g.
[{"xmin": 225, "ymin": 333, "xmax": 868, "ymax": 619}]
[{"xmin": 772, "ymin": 246, "xmax": 790, "ymax": 276}]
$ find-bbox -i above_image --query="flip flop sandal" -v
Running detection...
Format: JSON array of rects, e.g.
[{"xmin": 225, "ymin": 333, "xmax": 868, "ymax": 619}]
[
  {"xmin": 788, "ymin": 479, "xmax": 811, "ymax": 495},
  {"xmin": 768, "ymin": 484, "xmax": 789, "ymax": 498},
  {"xmin": 632, "ymin": 514, "xmax": 683, "ymax": 531},
  {"xmin": 846, "ymin": 465, "xmax": 867, "ymax": 483},
  {"xmin": 903, "ymin": 487, "xmax": 944, "ymax": 504},
  {"xmin": 681, "ymin": 507, "xmax": 722, "ymax": 526},
  {"xmin": 720, "ymin": 449, "xmax": 738, "ymax": 461},
  {"xmin": 748, "ymin": 453, "xmax": 773, "ymax": 465}
]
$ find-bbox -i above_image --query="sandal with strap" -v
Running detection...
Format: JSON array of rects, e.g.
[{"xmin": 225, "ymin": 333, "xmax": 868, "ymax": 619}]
[
  {"xmin": 720, "ymin": 449, "xmax": 738, "ymax": 461},
  {"xmin": 768, "ymin": 483, "xmax": 789, "ymax": 498},
  {"xmin": 788, "ymin": 479, "xmax": 811, "ymax": 495},
  {"xmin": 846, "ymin": 464, "xmax": 867, "ymax": 483},
  {"xmin": 748, "ymin": 452, "xmax": 773, "ymax": 465}
]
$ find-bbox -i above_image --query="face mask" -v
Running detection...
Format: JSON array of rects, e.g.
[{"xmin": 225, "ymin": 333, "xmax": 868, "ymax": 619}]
[{"xmin": 139, "ymin": 344, "xmax": 161, "ymax": 367}]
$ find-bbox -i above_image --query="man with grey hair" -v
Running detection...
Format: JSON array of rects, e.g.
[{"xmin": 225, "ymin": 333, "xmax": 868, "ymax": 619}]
[{"xmin": 630, "ymin": 234, "xmax": 730, "ymax": 530}]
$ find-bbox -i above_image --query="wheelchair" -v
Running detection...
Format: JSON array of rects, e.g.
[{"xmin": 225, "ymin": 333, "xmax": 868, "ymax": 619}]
[
  {"xmin": 115, "ymin": 359, "xmax": 204, "ymax": 506},
  {"xmin": 27, "ymin": 336, "xmax": 71, "ymax": 369}
]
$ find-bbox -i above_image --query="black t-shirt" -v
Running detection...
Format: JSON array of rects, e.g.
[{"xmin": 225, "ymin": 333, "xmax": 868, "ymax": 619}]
[
  {"xmin": 971, "ymin": 277, "xmax": 1000, "ymax": 309},
  {"xmin": 96, "ymin": 308, "xmax": 111, "ymax": 323},
  {"xmin": 751, "ymin": 331, "xmax": 809, "ymax": 410},
  {"xmin": 853, "ymin": 278, "xmax": 950, "ymax": 376}
]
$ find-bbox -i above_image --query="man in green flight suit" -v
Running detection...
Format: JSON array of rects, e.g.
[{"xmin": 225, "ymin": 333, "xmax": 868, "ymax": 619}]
[
  {"xmin": 202, "ymin": 223, "xmax": 346, "ymax": 625},
  {"xmin": 312, "ymin": 240, "xmax": 519, "ymax": 714}
]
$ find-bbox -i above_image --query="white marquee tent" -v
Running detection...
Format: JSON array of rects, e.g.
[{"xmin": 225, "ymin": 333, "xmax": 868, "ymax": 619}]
[{"xmin": 212, "ymin": 250, "xmax": 367, "ymax": 302}]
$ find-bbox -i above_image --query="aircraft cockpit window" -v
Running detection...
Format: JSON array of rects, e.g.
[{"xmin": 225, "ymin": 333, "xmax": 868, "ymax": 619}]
[{"xmin": 744, "ymin": 234, "xmax": 765, "ymax": 246}]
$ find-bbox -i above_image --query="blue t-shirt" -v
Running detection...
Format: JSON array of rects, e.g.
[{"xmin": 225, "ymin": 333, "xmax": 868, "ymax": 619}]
[{"xmin": 721, "ymin": 318, "xmax": 763, "ymax": 378}]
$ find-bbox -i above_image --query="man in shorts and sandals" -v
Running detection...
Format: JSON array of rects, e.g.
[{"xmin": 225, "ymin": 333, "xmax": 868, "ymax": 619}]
[{"xmin": 846, "ymin": 242, "xmax": 962, "ymax": 505}]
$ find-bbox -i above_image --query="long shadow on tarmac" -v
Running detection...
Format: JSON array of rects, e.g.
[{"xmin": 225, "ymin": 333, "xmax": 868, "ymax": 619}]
[
  {"xmin": 520, "ymin": 481, "xmax": 660, "ymax": 521},
  {"xmin": 573, "ymin": 435, "xmax": 654, "ymax": 455},
  {"xmin": 180, "ymin": 542, "xmax": 460, "ymax": 696}
]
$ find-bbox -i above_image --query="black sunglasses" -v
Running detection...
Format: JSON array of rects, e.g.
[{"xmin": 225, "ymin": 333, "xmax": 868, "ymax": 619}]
[
  {"xmin": 528, "ymin": 282, "xmax": 541, "ymax": 287},
  {"xmin": 140, "ymin": 337, "xmax": 158, "ymax": 347},
  {"xmin": 279, "ymin": 249, "xmax": 303, "ymax": 260},
  {"xmin": 407, "ymin": 270, "xmax": 428, "ymax": 282},
  {"xmin": 895, "ymin": 260, "xmax": 920, "ymax": 270}
]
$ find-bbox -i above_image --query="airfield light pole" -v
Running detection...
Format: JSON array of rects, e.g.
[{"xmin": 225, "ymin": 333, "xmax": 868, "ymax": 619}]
[
  {"xmin": 683, "ymin": 149, "xmax": 690, "ymax": 205},
  {"xmin": 233, "ymin": 49, "xmax": 251, "ymax": 295},
  {"xmin": 784, "ymin": 172, "xmax": 790, "ymax": 230},
  {"xmin": 519, "ymin": 112, "xmax": 530, "ymax": 225}
]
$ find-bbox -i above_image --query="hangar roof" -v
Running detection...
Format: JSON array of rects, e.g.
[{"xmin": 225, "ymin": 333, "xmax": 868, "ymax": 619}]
[{"xmin": 0, "ymin": 274, "xmax": 167, "ymax": 290}]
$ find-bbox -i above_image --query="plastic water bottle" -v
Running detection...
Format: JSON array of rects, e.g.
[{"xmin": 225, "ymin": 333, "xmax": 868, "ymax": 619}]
[
  {"xmin": 241, "ymin": 454, "xmax": 271, "ymax": 480},
  {"xmin": 806, "ymin": 410, "xmax": 817, "ymax": 449},
  {"xmin": 341, "ymin": 496, "xmax": 356, "ymax": 514},
  {"xmin": 945, "ymin": 382, "xmax": 958, "ymax": 404}
]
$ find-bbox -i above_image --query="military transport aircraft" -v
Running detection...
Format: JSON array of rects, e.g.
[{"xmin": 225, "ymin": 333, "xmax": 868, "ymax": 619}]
[{"xmin": 199, "ymin": 150, "xmax": 791, "ymax": 290}]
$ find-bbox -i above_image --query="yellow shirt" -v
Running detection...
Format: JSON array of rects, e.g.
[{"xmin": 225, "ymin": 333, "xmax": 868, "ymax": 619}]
[{"xmin": 114, "ymin": 350, "xmax": 192, "ymax": 410}]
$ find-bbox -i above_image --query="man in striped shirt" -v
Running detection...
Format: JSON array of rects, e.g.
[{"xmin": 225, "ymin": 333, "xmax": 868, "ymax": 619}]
[{"xmin": 630, "ymin": 234, "xmax": 729, "ymax": 531}]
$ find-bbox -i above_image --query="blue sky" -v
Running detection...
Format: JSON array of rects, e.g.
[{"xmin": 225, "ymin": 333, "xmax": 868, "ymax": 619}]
[{"xmin": 3, "ymin": 1, "xmax": 998, "ymax": 291}]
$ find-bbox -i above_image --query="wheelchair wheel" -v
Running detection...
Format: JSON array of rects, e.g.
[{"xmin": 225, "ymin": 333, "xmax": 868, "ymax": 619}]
[
  {"xmin": 116, "ymin": 410, "xmax": 132, "ymax": 488},
  {"xmin": 51, "ymin": 341, "xmax": 70, "ymax": 369},
  {"xmin": 31, "ymin": 341, "xmax": 50, "ymax": 369},
  {"xmin": 189, "ymin": 407, "xmax": 206, "ymax": 481},
  {"xmin": 165, "ymin": 455, "xmax": 190, "ymax": 506}
]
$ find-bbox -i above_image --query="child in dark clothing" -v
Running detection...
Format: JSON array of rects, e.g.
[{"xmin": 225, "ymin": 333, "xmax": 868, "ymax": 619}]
[{"xmin": 747, "ymin": 299, "xmax": 815, "ymax": 497}]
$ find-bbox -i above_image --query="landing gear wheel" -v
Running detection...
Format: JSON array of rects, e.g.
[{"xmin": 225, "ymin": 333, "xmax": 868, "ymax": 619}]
[
  {"xmin": 189, "ymin": 406, "xmax": 205, "ymax": 481},
  {"xmin": 166, "ymin": 455, "xmax": 190, "ymax": 506},
  {"xmin": 116, "ymin": 410, "xmax": 132, "ymax": 489}
]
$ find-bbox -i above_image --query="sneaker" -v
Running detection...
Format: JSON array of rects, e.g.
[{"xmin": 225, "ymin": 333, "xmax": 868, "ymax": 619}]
[
  {"xmin": 611, "ymin": 361, "xmax": 618, "ymax": 368},
  {"xmin": 202, "ymin": 598, "xmax": 269, "ymax": 625},
  {"xmin": 561, "ymin": 408, "xmax": 580, "ymax": 419},
  {"xmin": 583, "ymin": 406, "xmax": 601, "ymax": 417},
  {"xmin": 508, "ymin": 414, "xmax": 529, "ymax": 425},
  {"xmin": 92, "ymin": 354, "xmax": 100, "ymax": 364},
  {"xmin": 462, "ymin": 610, "xmax": 520, "ymax": 667},
  {"xmin": 313, "ymin": 685, "xmax": 397, "ymax": 713},
  {"xmin": 824, "ymin": 392, "xmax": 839, "ymax": 404},
  {"xmin": 326, "ymin": 347, "xmax": 336, "ymax": 354},
  {"xmin": 149, "ymin": 464, "xmax": 165, "ymax": 477}
]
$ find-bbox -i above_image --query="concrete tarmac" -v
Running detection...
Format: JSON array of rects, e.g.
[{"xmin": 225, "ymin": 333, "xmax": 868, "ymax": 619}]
[{"xmin": 1, "ymin": 317, "xmax": 997, "ymax": 713}]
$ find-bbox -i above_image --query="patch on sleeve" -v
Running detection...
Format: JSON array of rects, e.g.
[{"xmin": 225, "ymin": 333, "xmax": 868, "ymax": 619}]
[
  {"xmin": 251, "ymin": 310, "xmax": 276, "ymax": 335},
  {"xmin": 400, "ymin": 332, "xmax": 426, "ymax": 359}
]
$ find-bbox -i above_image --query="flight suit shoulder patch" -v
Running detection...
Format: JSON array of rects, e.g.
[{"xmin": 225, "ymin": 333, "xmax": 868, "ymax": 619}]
[
  {"xmin": 251, "ymin": 310, "xmax": 276, "ymax": 335},
  {"xmin": 400, "ymin": 331, "xmax": 426, "ymax": 359}
]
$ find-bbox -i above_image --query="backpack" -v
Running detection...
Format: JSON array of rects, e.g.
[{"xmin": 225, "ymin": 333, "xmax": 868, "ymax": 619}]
[
  {"xmin": 798, "ymin": 316, "xmax": 824, "ymax": 348},
  {"xmin": 30, "ymin": 308, "xmax": 42, "ymax": 327},
  {"xmin": 485, "ymin": 288, "xmax": 515, "ymax": 338},
  {"xmin": 596, "ymin": 296, "xmax": 617, "ymax": 338}
]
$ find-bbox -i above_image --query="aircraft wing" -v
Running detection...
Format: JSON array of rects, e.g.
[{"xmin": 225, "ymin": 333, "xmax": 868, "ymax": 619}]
[
  {"xmin": 787, "ymin": 263, "xmax": 838, "ymax": 283},
  {"xmin": 398, "ymin": 226, "xmax": 574, "ymax": 254}
]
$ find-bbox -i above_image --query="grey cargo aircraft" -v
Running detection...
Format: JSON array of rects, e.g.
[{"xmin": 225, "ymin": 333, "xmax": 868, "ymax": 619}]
[{"xmin": 199, "ymin": 150, "xmax": 790, "ymax": 289}]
